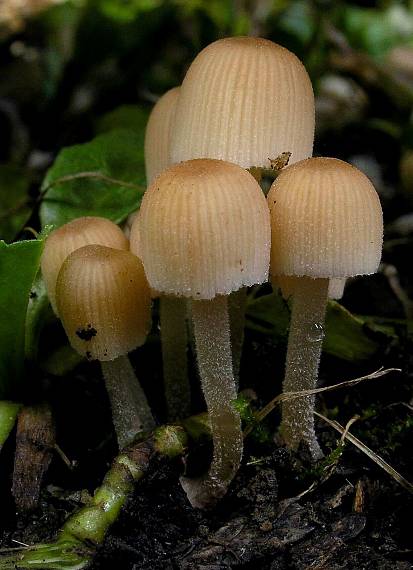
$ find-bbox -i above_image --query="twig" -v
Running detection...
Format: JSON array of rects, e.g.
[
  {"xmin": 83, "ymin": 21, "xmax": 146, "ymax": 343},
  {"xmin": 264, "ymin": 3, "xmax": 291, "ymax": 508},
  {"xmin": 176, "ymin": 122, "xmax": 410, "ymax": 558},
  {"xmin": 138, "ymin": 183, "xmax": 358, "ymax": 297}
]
[
  {"xmin": 244, "ymin": 367, "xmax": 400, "ymax": 436},
  {"xmin": 315, "ymin": 412, "xmax": 413, "ymax": 494}
]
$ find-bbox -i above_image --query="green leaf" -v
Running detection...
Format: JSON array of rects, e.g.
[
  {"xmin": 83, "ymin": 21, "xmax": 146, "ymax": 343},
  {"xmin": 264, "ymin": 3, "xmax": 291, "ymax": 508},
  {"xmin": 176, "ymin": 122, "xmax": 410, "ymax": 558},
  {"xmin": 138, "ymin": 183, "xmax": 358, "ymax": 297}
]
[
  {"xmin": 323, "ymin": 301, "xmax": 382, "ymax": 361},
  {"xmin": 0, "ymin": 238, "xmax": 45, "ymax": 398},
  {"xmin": 39, "ymin": 129, "xmax": 146, "ymax": 230},
  {"xmin": 0, "ymin": 401, "xmax": 22, "ymax": 452},
  {"xmin": 246, "ymin": 291, "xmax": 389, "ymax": 362},
  {"xmin": 96, "ymin": 105, "xmax": 149, "ymax": 135},
  {"xmin": 0, "ymin": 165, "xmax": 32, "ymax": 243},
  {"xmin": 25, "ymin": 275, "xmax": 55, "ymax": 363}
]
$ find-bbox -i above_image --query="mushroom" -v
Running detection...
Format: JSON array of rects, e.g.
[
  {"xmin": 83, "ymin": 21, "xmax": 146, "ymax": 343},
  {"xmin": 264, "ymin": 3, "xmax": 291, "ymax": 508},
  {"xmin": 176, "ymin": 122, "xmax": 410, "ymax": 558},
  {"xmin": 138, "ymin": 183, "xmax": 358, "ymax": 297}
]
[
  {"xmin": 56, "ymin": 244, "xmax": 154, "ymax": 448},
  {"xmin": 41, "ymin": 216, "xmax": 128, "ymax": 314},
  {"xmin": 170, "ymin": 36, "xmax": 314, "ymax": 170},
  {"xmin": 267, "ymin": 157, "xmax": 383, "ymax": 459},
  {"xmin": 137, "ymin": 158, "xmax": 270, "ymax": 507},
  {"xmin": 169, "ymin": 36, "xmax": 314, "ymax": 380}
]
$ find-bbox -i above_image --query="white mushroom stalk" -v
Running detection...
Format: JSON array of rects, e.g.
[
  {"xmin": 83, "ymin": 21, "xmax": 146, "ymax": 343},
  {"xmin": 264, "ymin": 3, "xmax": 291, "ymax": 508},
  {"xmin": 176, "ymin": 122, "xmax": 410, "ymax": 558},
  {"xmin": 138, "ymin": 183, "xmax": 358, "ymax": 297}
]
[{"xmin": 138, "ymin": 158, "xmax": 270, "ymax": 507}]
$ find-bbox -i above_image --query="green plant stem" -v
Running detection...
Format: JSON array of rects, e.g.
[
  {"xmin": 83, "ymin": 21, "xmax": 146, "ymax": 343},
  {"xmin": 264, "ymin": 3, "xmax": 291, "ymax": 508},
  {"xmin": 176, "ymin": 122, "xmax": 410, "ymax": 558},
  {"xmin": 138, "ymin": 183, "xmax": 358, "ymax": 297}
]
[
  {"xmin": 280, "ymin": 277, "xmax": 329, "ymax": 460},
  {"xmin": 159, "ymin": 296, "xmax": 190, "ymax": 421},
  {"xmin": 101, "ymin": 355, "xmax": 154, "ymax": 450},
  {"xmin": 0, "ymin": 420, "xmax": 209, "ymax": 570},
  {"xmin": 181, "ymin": 296, "xmax": 242, "ymax": 509},
  {"xmin": 228, "ymin": 287, "xmax": 247, "ymax": 385}
]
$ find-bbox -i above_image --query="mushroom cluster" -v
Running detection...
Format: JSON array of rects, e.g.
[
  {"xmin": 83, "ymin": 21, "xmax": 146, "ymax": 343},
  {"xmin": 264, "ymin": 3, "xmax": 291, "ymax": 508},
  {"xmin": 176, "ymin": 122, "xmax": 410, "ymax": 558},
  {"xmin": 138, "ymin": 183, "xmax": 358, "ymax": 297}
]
[{"xmin": 41, "ymin": 36, "xmax": 383, "ymax": 509}]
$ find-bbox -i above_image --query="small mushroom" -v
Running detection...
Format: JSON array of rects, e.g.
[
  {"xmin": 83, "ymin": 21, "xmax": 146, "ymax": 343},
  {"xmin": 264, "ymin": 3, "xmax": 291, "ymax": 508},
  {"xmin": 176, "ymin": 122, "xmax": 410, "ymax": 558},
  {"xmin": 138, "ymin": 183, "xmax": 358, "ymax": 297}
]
[
  {"xmin": 138, "ymin": 158, "xmax": 270, "ymax": 507},
  {"xmin": 56, "ymin": 245, "xmax": 154, "ymax": 448},
  {"xmin": 267, "ymin": 157, "xmax": 383, "ymax": 459},
  {"xmin": 41, "ymin": 216, "xmax": 128, "ymax": 314}
]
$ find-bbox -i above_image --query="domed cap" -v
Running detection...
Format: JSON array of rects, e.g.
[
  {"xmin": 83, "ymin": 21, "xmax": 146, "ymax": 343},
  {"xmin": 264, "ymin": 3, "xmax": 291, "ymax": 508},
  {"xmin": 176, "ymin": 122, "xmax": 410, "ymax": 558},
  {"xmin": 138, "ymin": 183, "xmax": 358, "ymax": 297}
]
[
  {"xmin": 170, "ymin": 37, "xmax": 314, "ymax": 168},
  {"xmin": 268, "ymin": 157, "xmax": 383, "ymax": 278},
  {"xmin": 137, "ymin": 158, "xmax": 270, "ymax": 299},
  {"xmin": 56, "ymin": 245, "xmax": 151, "ymax": 361},
  {"xmin": 145, "ymin": 87, "xmax": 180, "ymax": 184},
  {"xmin": 41, "ymin": 217, "xmax": 129, "ymax": 314}
]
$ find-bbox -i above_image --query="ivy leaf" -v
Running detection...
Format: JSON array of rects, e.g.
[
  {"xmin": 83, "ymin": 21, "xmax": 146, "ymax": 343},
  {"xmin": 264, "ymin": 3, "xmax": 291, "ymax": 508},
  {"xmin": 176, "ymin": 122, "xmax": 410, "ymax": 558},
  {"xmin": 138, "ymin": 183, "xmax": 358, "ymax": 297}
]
[
  {"xmin": 0, "ymin": 165, "xmax": 33, "ymax": 243},
  {"xmin": 0, "ymin": 238, "xmax": 45, "ymax": 398},
  {"xmin": 39, "ymin": 129, "xmax": 146, "ymax": 230},
  {"xmin": 246, "ymin": 291, "xmax": 391, "ymax": 362}
]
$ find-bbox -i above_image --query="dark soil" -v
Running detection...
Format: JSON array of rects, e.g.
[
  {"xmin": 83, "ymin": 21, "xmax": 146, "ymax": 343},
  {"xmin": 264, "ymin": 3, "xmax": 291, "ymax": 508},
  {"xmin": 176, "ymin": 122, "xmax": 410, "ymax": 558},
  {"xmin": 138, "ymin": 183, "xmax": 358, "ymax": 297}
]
[{"xmin": 0, "ymin": 273, "xmax": 412, "ymax": 569}]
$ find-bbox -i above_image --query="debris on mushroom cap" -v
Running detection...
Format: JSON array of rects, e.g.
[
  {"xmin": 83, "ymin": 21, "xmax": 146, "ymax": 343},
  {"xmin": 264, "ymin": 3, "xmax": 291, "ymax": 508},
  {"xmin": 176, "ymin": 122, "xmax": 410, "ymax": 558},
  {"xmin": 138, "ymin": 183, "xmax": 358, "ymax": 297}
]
[
  {"xmin": 268, "ymin": 157, "xmax": 383, "ymax": 279},
  {"xmin": 139, "ymin": 158, "xmax": 271, "ymax": 300},
  {"xmin": 41, "ymin": 216, "xmax": 129, "ymax": 315},
  {"xmin": 274, "ymin": 274, "xmax": 346, "ymax": 300},
  {"xmin": 170, "ymin": 36, "xmax": 314, "ymax": 168},
  {"xmin": 145, "ymin": 86, "xmax": 180, "ymax": 184},
  {"xmin": 56, "ymin": 245, "xmax": 151, "ymax": 361}
]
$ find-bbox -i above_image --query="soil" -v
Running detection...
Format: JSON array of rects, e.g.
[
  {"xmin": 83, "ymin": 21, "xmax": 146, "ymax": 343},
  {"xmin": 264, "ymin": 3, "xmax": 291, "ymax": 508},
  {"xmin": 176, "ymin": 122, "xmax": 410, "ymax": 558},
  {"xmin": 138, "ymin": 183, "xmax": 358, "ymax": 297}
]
[{"xmin": 0, "ymin": 270, "xmax": 412, "ymax": 569}]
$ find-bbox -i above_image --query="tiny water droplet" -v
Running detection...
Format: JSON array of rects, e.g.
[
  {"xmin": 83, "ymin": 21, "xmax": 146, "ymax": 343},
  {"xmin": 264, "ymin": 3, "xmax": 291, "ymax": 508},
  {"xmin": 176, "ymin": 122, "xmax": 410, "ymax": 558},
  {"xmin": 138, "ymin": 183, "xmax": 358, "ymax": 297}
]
[{"xmin": 307, "ymin": 322, "xmax": 324, "ymax": 343}]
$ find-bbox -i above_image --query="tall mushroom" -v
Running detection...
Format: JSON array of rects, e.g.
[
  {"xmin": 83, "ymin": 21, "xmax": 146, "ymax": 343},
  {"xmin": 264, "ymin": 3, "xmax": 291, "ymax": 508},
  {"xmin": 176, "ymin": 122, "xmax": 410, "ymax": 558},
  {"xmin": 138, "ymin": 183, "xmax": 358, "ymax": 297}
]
[
  {"xmin": 169, "ymin": 36, "xmax": 315, "ymax": 379},
  {"xmin": 267, "ymin": 157, "xmax": 383, "ymax": 459},
  {"xmin": 56, "ymin": 245, "xmax": 154, "ymax": 449},
  {"xmin": 136, "ymin": 158, "xmax": 270, "ymax": 507}
]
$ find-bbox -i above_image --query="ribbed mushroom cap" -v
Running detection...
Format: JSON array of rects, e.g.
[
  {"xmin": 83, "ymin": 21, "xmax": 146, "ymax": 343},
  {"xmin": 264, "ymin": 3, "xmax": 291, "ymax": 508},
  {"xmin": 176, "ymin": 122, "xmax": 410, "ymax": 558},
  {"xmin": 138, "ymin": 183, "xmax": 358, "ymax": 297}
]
[
  {"xmin": 56, "ymin": 245, "xmax": 151, "ymax": 361},
  {"xmin": 145, "ymin": 86, "xmax": 180, "ymax": 184},
  {"xmin": 137, "ymin": 158, "xmax": 270, "ymax": 299},
  {"xmin": 170, "ymin": 37, "xmax": 314, "ymax": 168},
  {"xmin": 268, "ymin": 157, "xmax": 383, "ymax": 278},
  {"xmin": 41, "ymin": 217, "xmax": 129, "ymax": 314}
]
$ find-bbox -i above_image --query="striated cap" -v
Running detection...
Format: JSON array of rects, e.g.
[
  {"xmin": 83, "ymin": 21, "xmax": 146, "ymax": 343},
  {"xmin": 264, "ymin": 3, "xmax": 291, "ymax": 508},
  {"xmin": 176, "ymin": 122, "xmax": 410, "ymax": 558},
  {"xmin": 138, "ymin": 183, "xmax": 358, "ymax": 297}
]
[
  {"xmin": 170, "ymin": 37, "xmax": 314, "ymax": 168},
  {"xmin": 145, "ymin": 86, "xmax": 180, "ymax": 184},
  {"xmin": 137, "ymin": 158, "xmax": 270, "ymax": 299},
  {"xmin": 56, "ymin": 245, "xmax": 151, "ymax": 361},
  {"xmin": 41, "ymin": 217, "xmax": 129, "ymax": 314},
  {"xmin": 273, "ymin": 275, "xmax": 346, "ymax": 300},
  {"xmin": 268, "ymin": 157, "xmax": 383, "ymax": 278}
]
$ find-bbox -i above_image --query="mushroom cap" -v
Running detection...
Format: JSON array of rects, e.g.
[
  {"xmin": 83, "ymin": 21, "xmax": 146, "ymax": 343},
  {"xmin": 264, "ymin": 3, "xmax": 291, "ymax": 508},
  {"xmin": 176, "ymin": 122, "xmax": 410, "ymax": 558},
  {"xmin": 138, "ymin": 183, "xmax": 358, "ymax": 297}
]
[
  {"xmin": 56, "ymin": 245, "xmax": 151, "ymax": 361},
  {"xmin": 145, "ymin": 86, "xmax": 180, "ymax": 184},
  {"xmin": 170, "ymin": 36, "xmax": 314, "ymax": 168},
  {"xmin": 41, "ymin": 216, "xmax": 129, "ymax": 314},
  {"xmin": 273, "ymin": 275, "xmax": 346, "ymax": 300},
  {"xmin": 268, "ymin": 157, "xmax": 383, "ymax": 278},
  {"xmin": 137, "ymin": 158, "xmax": 270, "ymax": 299}
]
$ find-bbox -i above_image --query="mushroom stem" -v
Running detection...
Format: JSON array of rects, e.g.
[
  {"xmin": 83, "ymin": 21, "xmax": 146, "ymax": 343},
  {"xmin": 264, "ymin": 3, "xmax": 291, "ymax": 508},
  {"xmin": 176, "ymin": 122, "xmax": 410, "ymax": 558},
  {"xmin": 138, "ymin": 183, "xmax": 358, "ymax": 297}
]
[
  {"xmin": 228, "ymin": 287, "xmax": 247, "ymax": 385},
  {"xmin": 280, "ymin": 277, "xmax": 329, "ymax": 460},
  {"xmin": 159, "ymin": 296, "xmax": 190, "ymax": 421},
  {"xmin": 181, "ymin": 295, "xmax": 242, "ymax": 508},
  {"xmin": 101, "ymin": 355, "xmax": 155, "ymax": 449}
]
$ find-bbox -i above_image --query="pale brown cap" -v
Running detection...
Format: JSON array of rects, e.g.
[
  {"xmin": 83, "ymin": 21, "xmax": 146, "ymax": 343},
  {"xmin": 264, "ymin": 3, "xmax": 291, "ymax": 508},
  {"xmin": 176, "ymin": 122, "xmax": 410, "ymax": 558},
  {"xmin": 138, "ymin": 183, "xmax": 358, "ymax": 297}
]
[
  {"xmin": 145, "ymin": 86, "xmax": 180, "ymax": 184},
  {"xmin": 170, "ymin": 37, "xmax": 314, "ymax": 168},
  {"xmin": 41, "ymin": 217, "xmax": 129, "ymax": 314},
  {"xmin": 273, "ymin": 275, "xmax": 346, "ymax": 300},
  {"xmin": 56, "ymin": 245, "xmax": 151, "ymax": 361},
  {"xmin": 137, "ymin": 158, "xmax": 270, "ymax": 299},
  {"xmin": 268, "ymin": 157, "xmax": 383, "ymax": 278}
]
